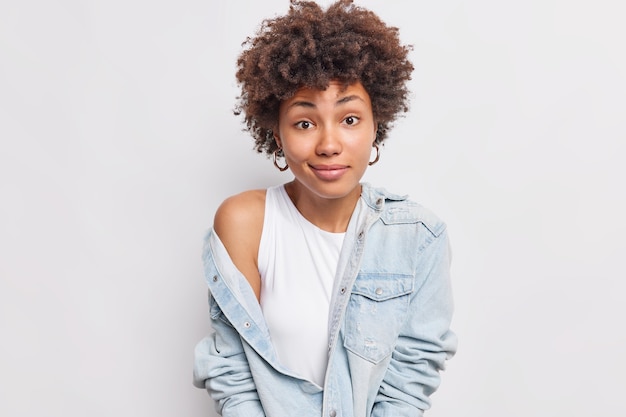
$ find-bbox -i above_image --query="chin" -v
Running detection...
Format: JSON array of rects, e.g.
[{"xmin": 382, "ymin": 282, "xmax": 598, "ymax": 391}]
[{"xmin": 307, "ymin": 182, "xmax": 362, "ymax": 201}]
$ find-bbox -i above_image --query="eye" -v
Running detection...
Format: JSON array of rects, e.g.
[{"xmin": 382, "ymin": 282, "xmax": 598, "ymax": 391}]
[
  {"xmin": 295, "ymin": 120, "xmax": 312, "ymax": 130},
  {"xmin": 344, "ymin": 116, "xmax": 360, "ymax": 126}
]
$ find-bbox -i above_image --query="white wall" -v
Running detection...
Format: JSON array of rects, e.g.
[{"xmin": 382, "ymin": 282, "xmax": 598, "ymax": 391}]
[{"xmin": 1, "ymin": 1, "xmax": 624, "ymax": 416}]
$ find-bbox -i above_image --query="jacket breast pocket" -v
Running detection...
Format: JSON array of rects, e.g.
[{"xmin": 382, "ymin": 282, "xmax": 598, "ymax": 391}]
[{"xmin": 343, "ymin": 273, "xmax": 413, "ymax": 364}]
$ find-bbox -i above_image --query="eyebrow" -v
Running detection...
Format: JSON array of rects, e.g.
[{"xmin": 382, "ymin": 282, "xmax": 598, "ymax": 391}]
[
  {"xmin": 336, "ymin": 95, "xmax": 364, "ymax": 105},
  {"xmin": 286, "ymin": 94, "xmax": 365, "ymax": 110}
]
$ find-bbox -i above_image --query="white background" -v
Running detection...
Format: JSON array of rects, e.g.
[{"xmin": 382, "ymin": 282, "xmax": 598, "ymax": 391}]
[{"xmin": 1, "ymin": 0, "xmax": 625, "ymax": 416}]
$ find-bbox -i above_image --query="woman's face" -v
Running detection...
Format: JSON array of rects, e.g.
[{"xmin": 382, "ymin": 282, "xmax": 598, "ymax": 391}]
[{"xmin": 275, "ymin": 80, "xmax": 377, "ymax": 202}]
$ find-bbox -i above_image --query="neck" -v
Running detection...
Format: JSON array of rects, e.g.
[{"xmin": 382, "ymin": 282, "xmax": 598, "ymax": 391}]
[{"xmin": 284, "ymin": 181, "xmax": 361, "ymax": 233}]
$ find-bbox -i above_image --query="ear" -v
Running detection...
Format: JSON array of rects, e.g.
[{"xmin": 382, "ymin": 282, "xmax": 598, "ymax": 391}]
[
  {"xmin": 273, "ymin": 130, "xmax": 282, "ymax": 149},
  {"xmin": 372, "ymin": 134, "xmax": 377, "ymax": 146},
  {"xmin": 372, "ymin": 121, "xmax": 379, "ymax": 145}
]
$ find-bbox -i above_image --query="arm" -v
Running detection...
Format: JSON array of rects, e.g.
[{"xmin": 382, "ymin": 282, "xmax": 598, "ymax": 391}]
[
  {"xmin": 193, "ymin": 191, "xmax": 266, "ymax": 416},
  {"xmin": 193, "ymin": 296, "xmax": 266, "ymax": 417},
  {"xmin": 213, "ymin": 190, "xmax": 264, "ymax": 301},
  {"xmin": 372, "ymin": 228, "xmax": 458, "ymax": 416}
]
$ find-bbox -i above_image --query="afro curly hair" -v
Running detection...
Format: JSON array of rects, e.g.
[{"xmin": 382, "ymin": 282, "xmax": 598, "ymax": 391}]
[{"xmin": 234, "ymin": 0, "xmax": 414, "ymax": 156}]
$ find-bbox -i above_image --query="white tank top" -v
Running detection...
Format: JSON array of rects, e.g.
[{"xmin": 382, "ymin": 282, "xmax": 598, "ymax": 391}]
[{"xmin": 258, "ymin": 185, "xmax": 345, "ymax": 387}]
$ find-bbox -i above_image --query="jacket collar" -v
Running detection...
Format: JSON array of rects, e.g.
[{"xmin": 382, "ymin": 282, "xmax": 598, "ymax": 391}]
[{"xmin": 360, "ymin": 182, "xmax": 408, "ymax": 211}]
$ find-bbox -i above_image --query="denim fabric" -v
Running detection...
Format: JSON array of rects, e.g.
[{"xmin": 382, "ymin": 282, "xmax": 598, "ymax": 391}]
[{"xmin": 193, "ymin": 183, "xmax": 457, "ymax": 417}]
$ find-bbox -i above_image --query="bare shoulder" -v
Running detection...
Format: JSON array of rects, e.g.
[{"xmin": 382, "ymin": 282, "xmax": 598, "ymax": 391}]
[
  {"xmin": 213, "ymin": 189, "xmax": 265, "ymax": 238},
  {"xmin": 213, "ymin": 189, "xmax": 265, "ymax": 300}
]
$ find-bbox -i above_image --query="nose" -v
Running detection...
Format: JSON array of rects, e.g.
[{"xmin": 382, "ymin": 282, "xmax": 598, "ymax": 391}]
[{"xmin": 316, "ymin": 126, "xmax": 342, "ymax": 157}]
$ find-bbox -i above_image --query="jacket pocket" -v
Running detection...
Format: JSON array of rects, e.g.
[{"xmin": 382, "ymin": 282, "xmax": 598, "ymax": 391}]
[{"xmin": 343, "ymin": 273, "xmax": 413, "ymax": 363}]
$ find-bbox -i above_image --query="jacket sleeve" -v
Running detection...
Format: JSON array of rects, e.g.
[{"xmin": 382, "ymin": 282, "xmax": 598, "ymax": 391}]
[
  {"xmin": 371, "ymin": 228, "xmax": 458, "ymax": 417},
  {"xmin": 193, "ymin": 294, "xmax": 266, "ymax": 417}
]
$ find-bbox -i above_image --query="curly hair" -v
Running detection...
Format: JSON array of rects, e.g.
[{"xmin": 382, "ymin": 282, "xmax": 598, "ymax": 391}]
[{"xmin": 235, "ymin": 0, "xmax": 414, "ymax": 156}]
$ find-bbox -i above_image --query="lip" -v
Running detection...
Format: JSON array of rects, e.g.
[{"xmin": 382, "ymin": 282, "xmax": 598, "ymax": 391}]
[{"xmin": 310, "ymin": 164, "xmax": 349, "ymax": 181}]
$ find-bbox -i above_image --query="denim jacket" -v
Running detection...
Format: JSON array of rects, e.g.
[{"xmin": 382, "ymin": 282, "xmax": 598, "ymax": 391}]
[{"xmin": 193, "ymin": 183, "xmax": 457, "ymax": 417}]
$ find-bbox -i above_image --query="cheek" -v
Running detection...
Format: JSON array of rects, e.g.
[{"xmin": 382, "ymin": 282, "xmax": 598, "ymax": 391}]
[
  {"xmin": 282, "ymin": 140, "xmax": 312, "ymax": 162},
  {"xmin": 361, "ymin": 148, "xmax": 375, "ymax": 166},
  {"xmin": 351, "ymin": 138, "xmax": 376, "ymax": 160}
]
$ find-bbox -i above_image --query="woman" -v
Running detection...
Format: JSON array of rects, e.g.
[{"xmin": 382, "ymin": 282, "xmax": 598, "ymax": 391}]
[{"xmin": 193, "ymin": 1, "xmax": 457, "ymax": 416}]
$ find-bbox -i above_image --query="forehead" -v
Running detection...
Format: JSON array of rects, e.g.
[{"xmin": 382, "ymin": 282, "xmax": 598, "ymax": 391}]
[{"xmin": 283, "ymin": 81, "xmax": 371, "ymax": 105}]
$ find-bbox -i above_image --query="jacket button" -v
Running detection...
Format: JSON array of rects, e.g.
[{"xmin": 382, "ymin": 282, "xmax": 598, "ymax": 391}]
[
  {"xmin": 376, "ymin": 198, "xmax": 383, "ymax": 207},
  {"xmin": 340, "ymin": 287, "xmax": 346, "ymax": 294},
  {"xmin": 375, "ymin": 288, "xmax": 383, "ymax": 295},
  {"xmin": 244, "ymin": 321, "xmax": 251, "ymax": 328},
  {"xmin": 212, "ymin": 275, "xmax": 218, "ymax": 282},
  {"xmin": 329, "ymin": 411, "xmax": 337, "ymax": 417}
]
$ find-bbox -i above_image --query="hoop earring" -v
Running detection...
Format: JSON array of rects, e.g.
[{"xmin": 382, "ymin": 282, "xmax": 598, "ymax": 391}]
[
  {"xmin": 273, "ymin": 150, "xmax": 289, "ymax": 172},
  {"xmin": 368, "ymin": 143, "xmax": 380, "ymax": 166}
]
